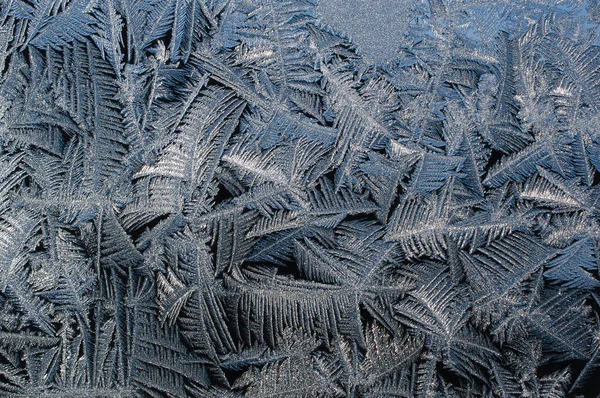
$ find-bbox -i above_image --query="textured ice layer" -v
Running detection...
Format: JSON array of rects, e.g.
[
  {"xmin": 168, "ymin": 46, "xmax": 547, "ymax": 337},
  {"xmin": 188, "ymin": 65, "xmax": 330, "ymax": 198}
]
[{"xmin": 1, "ymin": 0, "xmax": 600, "ymax": 397}]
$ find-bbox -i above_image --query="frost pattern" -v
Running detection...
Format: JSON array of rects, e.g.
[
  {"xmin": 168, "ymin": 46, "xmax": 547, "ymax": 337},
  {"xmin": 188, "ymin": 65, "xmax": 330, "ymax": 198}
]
[{"xmin": 0, "ymin": 0, "xmax": 600, "ymax": 397}]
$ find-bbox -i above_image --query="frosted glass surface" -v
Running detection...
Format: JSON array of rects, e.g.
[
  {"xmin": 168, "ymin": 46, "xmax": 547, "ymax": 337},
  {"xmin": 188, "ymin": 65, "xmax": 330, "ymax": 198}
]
[{"xmin": 317, "ymin": 0, "xmax": 412, "ymax": 62}]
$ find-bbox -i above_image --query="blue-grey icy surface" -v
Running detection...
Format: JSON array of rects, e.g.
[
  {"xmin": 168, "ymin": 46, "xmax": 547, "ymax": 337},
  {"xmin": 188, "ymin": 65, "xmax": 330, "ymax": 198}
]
[
  {"xmin": 316, "ymin": 0, "xmax": 413, "ymax": 62},
  {"xmin": 0, "ymin": 0, "xmax": 599, "ymax": 396}
]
